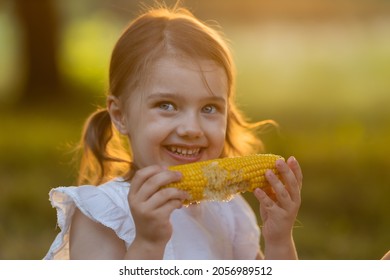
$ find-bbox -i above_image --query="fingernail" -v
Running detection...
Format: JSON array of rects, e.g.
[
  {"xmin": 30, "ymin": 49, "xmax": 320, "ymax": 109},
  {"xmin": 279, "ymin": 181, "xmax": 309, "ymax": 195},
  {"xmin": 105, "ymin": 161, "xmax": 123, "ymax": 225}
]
[
  {"xmin": 255, "ymin": 188, "xmax": 265, "ymax": 197},
  {"xmin": 276, "ymin": 159, "xmax": 284, "ymax": 167},
  {"xmin": 288, "ymin": 156, "xmax": 296, "ymax": 163},
  {"xmin": 265, "ymin": 169, "xmax": 274, "ymax": 179}
]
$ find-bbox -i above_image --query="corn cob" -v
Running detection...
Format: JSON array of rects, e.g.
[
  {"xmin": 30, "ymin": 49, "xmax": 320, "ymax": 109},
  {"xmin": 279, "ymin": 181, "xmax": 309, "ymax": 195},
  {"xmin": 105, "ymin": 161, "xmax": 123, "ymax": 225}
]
[{"xmin": 164, "ymin": 153, "xmax": 283, "ymax": 205}]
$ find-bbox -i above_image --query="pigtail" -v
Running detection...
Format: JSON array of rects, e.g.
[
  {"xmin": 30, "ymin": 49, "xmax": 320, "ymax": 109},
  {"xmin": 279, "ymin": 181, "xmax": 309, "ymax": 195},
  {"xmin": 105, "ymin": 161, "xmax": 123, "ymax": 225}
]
[{"xmin": 77, "ymin": 108, "xmax": 130, "ymax": 185}]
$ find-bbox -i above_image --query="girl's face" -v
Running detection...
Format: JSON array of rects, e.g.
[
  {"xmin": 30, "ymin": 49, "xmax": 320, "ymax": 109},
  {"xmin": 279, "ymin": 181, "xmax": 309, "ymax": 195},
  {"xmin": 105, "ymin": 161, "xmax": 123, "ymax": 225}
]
[{"xmin": 120, "ymin": 56, "xmax": 228, "ymax": 169}]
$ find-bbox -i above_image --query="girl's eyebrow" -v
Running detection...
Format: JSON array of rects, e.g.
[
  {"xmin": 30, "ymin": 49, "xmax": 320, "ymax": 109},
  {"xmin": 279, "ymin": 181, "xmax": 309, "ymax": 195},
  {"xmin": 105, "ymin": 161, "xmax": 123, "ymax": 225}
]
[
  {"xmin": 147, "ymin": 92, "xmax": 227, "ymax": 104},
  {"xmin": 202, "ymin": 96, "xmax": 227, "ymax": 105},
  {"xmin": 147, "ymin": 92, "xmax": 181, "ymax": 101}
]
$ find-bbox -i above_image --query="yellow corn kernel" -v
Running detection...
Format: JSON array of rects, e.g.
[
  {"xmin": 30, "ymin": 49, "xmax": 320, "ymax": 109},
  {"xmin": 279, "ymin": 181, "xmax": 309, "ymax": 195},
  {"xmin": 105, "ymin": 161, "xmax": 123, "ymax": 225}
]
[{"xmin": 165, "ymin": 153, "xmax": 283, "ymax": 204}]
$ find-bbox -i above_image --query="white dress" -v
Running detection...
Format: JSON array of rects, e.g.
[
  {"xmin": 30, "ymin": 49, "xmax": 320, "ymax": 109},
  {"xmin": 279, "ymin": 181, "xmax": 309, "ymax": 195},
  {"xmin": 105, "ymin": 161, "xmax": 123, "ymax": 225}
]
[{"xmin": 44, "ymin": 177, "xmax": 260, "ymax": 260}]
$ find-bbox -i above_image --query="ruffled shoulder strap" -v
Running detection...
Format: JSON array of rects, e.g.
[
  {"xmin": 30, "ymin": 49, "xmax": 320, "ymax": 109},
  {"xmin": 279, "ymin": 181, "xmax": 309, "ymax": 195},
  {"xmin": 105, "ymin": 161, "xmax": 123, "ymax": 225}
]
[{"xmin": 44, "ymin": 178, "xmax": 134, "ymax": 259}]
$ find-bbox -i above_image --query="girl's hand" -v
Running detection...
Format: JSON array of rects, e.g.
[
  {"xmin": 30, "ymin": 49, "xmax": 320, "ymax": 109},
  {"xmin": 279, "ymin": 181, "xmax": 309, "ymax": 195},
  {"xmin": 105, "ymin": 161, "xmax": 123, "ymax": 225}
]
[
  {"xmin": 254, "ymin": 156, "xmax": 303, "ymax": 259},
  {"xmin": 127, "ymin": 165, "xmax": 188, "ymax": 258}
]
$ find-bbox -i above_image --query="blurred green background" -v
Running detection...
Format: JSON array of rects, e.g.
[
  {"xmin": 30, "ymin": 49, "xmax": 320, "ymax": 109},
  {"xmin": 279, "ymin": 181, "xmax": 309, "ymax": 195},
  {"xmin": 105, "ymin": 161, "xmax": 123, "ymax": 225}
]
[{"xmin": 1, "ymin": 0, "xmax": 389, "ymax": 259}]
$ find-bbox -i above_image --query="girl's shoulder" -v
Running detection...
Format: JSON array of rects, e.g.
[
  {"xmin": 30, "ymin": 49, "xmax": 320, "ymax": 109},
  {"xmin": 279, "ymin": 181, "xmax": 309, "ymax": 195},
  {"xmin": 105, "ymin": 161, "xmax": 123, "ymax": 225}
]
[
  {"xmin": 49, "ymin": 178, "xmax": 132, "ymax": 228},
  {"xmin": 44, "ymin": 178, "xmax": 134, "ymax": 259},
  {"xmin": 50, "ymin": 177, "xmax": 130, "ymax": 209}
]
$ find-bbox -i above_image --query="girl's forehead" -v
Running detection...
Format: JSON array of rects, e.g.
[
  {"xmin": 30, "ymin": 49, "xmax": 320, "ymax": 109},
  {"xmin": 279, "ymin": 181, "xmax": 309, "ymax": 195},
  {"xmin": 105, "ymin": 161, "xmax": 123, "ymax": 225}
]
[
  {"xmin": 151, "ymin": 56, "xmax": 226, "ymax": 89},
  {"xmin": 123, "ymin": 55, "xmax": 228, "ymax": 103},
  {"xmin": 150, "ymin": 54, "xmax": 223, "ymax": 73}
]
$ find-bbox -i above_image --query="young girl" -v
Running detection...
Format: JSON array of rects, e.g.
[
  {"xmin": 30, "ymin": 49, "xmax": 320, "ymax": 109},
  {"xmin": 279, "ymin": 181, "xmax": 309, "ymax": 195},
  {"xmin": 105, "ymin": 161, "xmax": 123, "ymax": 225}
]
[{"xmin": 44, "ymin": 5, "xmax": 303, "ymax": 260}]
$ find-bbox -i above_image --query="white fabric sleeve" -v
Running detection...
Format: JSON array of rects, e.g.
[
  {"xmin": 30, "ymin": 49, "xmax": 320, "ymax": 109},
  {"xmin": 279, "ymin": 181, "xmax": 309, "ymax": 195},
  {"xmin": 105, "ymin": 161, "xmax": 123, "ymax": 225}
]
[{"xmin": 43, "ymin": 183, "xmax": 134, "ymax": 260}]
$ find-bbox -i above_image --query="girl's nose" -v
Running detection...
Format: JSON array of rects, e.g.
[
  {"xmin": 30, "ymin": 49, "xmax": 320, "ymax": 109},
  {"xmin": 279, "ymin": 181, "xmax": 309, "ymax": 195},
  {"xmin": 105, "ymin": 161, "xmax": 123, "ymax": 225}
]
[{"xmin": 176, "ymin": 113, "xmax": 204, "ymax": 138}]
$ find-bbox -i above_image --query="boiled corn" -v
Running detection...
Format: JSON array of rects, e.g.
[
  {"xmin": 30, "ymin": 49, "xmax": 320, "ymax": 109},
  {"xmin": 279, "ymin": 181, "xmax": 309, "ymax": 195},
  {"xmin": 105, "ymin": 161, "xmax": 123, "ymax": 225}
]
[{"xmin": 165, "ymin": 153, "xmax": 283, "ymax": 204}]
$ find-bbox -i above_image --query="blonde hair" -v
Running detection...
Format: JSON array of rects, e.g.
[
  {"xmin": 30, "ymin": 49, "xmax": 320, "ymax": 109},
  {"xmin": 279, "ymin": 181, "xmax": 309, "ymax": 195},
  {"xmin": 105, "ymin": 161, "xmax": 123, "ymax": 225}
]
[{"xmin": 77, "ymin": 5, "xmax": 275, "ymax": 185}]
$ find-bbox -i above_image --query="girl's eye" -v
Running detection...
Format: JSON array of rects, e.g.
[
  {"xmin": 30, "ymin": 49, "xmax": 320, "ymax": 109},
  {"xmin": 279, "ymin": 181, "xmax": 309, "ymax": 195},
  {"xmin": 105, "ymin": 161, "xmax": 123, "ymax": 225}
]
[
  {"xmin": 202, "ymin": 105, "xmax": 217, "ymax": 114},
  {"xmin": 158, "ymin": 102, "xmax": 176, "ymax": 112}
]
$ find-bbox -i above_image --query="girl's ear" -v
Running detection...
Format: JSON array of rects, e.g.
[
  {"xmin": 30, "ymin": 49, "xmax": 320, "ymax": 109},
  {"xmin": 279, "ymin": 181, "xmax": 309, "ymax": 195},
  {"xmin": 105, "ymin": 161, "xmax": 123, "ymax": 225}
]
[{"xmin": 107, "ymin": 95, "xmax": 128, "ymax": 135}]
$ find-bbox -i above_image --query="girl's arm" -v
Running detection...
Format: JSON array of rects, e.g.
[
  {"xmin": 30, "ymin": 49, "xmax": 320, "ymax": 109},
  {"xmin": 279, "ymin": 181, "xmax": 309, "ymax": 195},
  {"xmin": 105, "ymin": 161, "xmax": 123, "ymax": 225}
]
[
  {"xmin": 69, "ymin": 166, "xmax": 187, "ymax": 259},
  {"xmin": 124, "ymin": 165, "xmax": 187, "ymax": 259},
  {"xmin": 69, "ymin": 207, "xmax": 174, "ymax": 260},
  {"xmin": 254, "ymin": 156, "xmax": 303, "ymax": 260},
  {"xmin": 69, "ymin": 208, "xmax": 127, "ymax": 259}
]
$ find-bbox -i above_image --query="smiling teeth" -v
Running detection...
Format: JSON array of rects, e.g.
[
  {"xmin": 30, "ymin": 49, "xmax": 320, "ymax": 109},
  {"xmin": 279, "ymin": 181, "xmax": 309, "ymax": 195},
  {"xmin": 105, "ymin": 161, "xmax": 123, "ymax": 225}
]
[{"xmin": 169, "ymin": 146, "xmax": 200, "ymax": 156}]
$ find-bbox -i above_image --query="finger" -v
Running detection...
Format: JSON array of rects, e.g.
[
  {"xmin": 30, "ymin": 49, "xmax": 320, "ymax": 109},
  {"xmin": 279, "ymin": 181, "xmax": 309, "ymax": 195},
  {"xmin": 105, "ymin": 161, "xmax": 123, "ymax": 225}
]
[
  {"xmin": 152, "ymin": 194, "xmax": 188, "ymax": 218},
  {"xmin": 265, "ymin": 169, "xmax": 292, "ymax": 208},
  {"xmin": 262, "ymin": 185, "xmax": 277, "ymax": 202},
  {"xmin": 284, "ymin": 157, "xmax": 302, "ymax": 203},
  {"xmin": 130, "ymin": 165, "xmax": 164, "ymax": 196},
  {"xmin": 135, "ymin": 169, "xmax": 183, "ymax": 202},
  {"xmin": 147, "ymin": 187, "xmax": 189, "ymax": 209},
  {"xmin": 254, "ymin": 188, "xmax": 270, "ymax": 221},
  {"xmin": 254, "ymin": 187, "xmax": 276, "ymax": 211},
  {"xmin": 275, "ymin": 159, "xmax": 300, "ymax": 203},
  {"xmin": 287, "ymin": 156, "xmax": 303, "ymax": 190}
]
